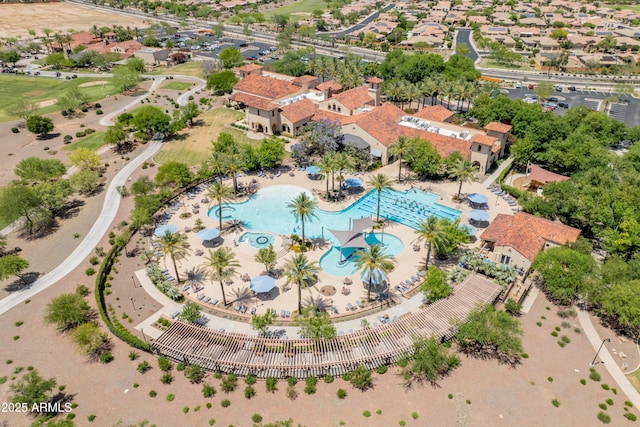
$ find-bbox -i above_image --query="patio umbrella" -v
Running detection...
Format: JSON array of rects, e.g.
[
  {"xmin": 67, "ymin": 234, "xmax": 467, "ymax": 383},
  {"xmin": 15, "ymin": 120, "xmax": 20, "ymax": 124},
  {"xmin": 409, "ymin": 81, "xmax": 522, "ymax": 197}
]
[
  {"xmin": 461, "ymin": 224, "xmax": 477, "ymax": 236},
  {"xmin": 468, "ymin": 210, "xmax": 490, "ymax": 222},
  {"xmin": 344, "ymin": 177, "xmax": 364, "ymax": 188},
  {"xmin": 197, "ymin": 227, "xmax": 220, "ymax": 241},
  {"xmin": 305, "ymin": 165, "xmax": 320, "ymax": 175},
  {"xmin": 468, "ymin": 193, "xmax": 489, "ymax": 205},
  {"xmin": 250, "ymin": 275, "xmax": 276, "ymax": 293},
  {"xmin": 154, "ymin": 224, "xmax": 177, "ymax": 237}
]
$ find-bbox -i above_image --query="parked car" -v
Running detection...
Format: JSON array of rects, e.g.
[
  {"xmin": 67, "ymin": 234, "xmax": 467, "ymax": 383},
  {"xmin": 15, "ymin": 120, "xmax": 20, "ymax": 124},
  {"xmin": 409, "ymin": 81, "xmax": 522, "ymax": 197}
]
[
  {"xmin": 568, "ymin": 86, "xmax": 576, "ymax": 91},
  {"xmin": 528, "ymin": 83, "xmax": 534, "ymax": 89},
  {"xmin": 542, "ymin": 105, "xmax": 554, "ymax": 112},
  {"xmin": 558, "ymin": 102, "xmax": 569, "ymax": 108},
  {"xmin": 300, "ymin": 56, "xmax": 309, "ymax": 62},
  {"xmin": 269, "ymin": 46, "xmax": 278, "ymax": 51},
  {"xmin": 548, "ymin": 96, "xmax": 559, "ymax": 102},
  {"xmin": 515, "ymin": 81, "xmax": 522, "ymax": 89},
  {"xmin": 555, "ymin": 85, "xmax": 562, "ymax": 92},
  {"xmin": 542, "ymin": 102, "xmax": 557, "ymax": 109},
  {"xmin": 270, "ymin": 55, "xmax": 279, "ymax": 60},
  {"xmin": 523, "ymin": 98, "xmax": 537, "ymax": 104}
]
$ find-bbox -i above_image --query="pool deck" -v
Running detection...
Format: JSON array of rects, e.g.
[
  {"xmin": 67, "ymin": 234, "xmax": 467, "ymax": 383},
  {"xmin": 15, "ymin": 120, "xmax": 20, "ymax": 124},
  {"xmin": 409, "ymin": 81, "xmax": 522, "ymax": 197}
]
[{"xmin": 144, "ymin": 162, "xmax": 518, "ymax": 334}]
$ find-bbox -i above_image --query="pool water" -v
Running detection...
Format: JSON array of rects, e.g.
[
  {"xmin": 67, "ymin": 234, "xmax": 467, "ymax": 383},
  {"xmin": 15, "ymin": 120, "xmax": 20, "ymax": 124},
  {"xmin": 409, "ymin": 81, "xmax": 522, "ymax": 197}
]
[
  {"xmin": 208, "ymin": 185, "xmax": 460, "ymax": 238},
  {"xmin": 239, "ymin": 232, "xmax": 276, "ymax": 249},
  {"xmin": 319, "ymin": 232, "xmax": 405, "ymax": 277}
]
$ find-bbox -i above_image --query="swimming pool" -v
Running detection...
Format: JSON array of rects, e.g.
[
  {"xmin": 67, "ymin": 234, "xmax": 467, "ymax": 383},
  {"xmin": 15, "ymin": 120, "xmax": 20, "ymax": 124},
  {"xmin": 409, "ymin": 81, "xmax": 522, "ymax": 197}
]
[
  {"xmin": 208, "ymin": 185, "xmax": 460, "ymax": 238},
  {"xmin": 239, "ymin": 232, "xmax": 276, "ymax": 249},
  {"xmin": 319, "ymin": 232, "xmax": 405, "ymax": 277}
]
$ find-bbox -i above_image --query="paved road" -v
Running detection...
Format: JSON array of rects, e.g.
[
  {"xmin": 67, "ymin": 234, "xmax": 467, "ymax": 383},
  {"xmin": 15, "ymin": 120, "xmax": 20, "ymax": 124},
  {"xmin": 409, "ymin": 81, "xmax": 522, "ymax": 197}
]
[
  {"xmin": 0, "ymin": 74, "xmax": 204, "ymax": 316},
  {"xmin": 455, "ymin": 29, "xmax": 479, "ymax": 63},
  {"xmin": 322, "ymin": 3, "xmax": 396, "ymax": 37}
]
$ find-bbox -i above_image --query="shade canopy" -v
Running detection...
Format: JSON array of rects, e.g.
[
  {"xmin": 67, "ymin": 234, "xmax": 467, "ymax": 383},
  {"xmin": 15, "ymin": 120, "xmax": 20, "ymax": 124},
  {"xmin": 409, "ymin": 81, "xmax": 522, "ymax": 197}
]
[
  {"xmin": 461, "ymin": 224, "xmax": 477, "ymax": 236},
  {"xmin": 469, "ymin": 210, "xmax": 490, "ymax": 222},
  {"xmin": 250, "ymin": 275, "xmax": 276, "ymax": 293},
  {"xmin": 154, "ymin": 224, "xmax": 177, "ymax": 237},
  {"xmin": 344, "ymin": 177, "xmax": 364, "ymax": 188},
  {"xmin": 197, "ymin": 227, "xmax": 220, "ymax": 241},
  {"xmin": 305, "ymin": 165, "xmax": 320, "ymax": 174},
  {"xmin": 468, "ymin": 193, "xmax": 489, "ymax": 204}
]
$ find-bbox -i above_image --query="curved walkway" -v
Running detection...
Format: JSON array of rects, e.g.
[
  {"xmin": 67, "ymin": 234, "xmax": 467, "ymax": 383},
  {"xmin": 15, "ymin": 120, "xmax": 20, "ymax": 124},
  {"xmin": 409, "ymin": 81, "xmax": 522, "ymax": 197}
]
[
  {"xmin": 0, "ymin": 75, "xmax": 204, "ymax": 316},
  {"xmin": 577, "ymin": 307, "xmax": 640, "ymax": 408}
]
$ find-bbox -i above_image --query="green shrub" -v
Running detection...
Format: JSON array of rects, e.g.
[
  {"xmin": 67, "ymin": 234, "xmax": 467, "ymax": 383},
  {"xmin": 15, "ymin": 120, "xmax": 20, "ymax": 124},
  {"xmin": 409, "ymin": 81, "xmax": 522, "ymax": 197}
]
[
  {"xmin": 100, "ymin": 352, "xmax": 113, "ymax": 363},
  {"xmin": 536, "ymin": 322, "xmax": 542, "ymax": 327},
  {"xmin": 363, "ymin": 410, "xmax": 371, "ymax": 418},
  {"xmin": 85, "ymin": 267, "xmax": 96, "ymax": 276},
  {"xmin": 612, "ymin": 388, "xmax": 617, "ymax": 395},
  {"xmin": 376, "ymin": 409, "xmax": 382, "ymax": 415},
  {"xmin": 182, "ymin": 406, "xmax": 189, "ymax": 414},
  {"xmin": 522, "ymin": 353, "xmax": 529, "ymax": 358},
  {"xmin": 337, "ymin": 388, "xmax": 347, "ymax": 399},
  {"xmin": 376, "ymin": 365, "xmax": 388, "ymax": 374},
  {"xmin": 590, "ymin": 369, "xmax": 601, "ymax": 382},
  {"xmin": 176, "ymin": 362, "xmax": 186, "ymax": 371},
  {"xmin": 202, "ymin": 383, "xmax": 216, "ymax": 398},
  {"xmin": 558, "ymin": 341, "xmax": 566, "ymax": 348},
  {"xmin": 96, "ymin": 109, "xmax": 103, "ymax": 115},
  {"xmin": 208, "ymin": 419, "xmax": 215, "ymax": 425},
  {"xmin": 11, "ymin": 127, "xmax": 19, "ymax": 133},
  {"xmin": 85, "ymin": 128, "xmax": 95, "ymax": 134},
  {"xmin": 324, "ymin": 375, "xmax": 334, "ymax": 384},
  {"xmin": 160, "ymin": 373, "xmax": 173, "ymax": 384},
  {"xmin": 399, "ymin": 421, "xmax": 406, "ymax": 426},
  {"xmin": 551, "ymin": 331, "xmax": 558, "ymax": 337},
  {"xmin": 580, "ymin": 378, "xmax": 586, "ymax": 385},
  {"xmin": 76, "ymin": 131, "xmax": 86, "ymax": 138},
  {"xmin": 266, "ymin": 377, "xmax": 277, "ymax": 392},
  {"xmin": 602, "ymin": 384, "xmax": 610, "ymax": 390},
  {"xmin": 194, "ymin": 405, "xmax": 200, "ymax": 412},
  {"xmin": 166, "ymin": 393, "xmax": 175, "ymax": 402},
  {"xmin": 244, "ymin": 385, "xmax": 255, "ymax": 399},
  {"xmin": 552, "ymin": 399, "xmax": 560, "ymax": 407},
  {"xmin": 624, "ymin": 413, "xmax": 637, "ymax": 421},
  {"xmin": 221, "ymin": 374, "xmax": 238, "ymax": 393},
  {"xmin": 287, "ymin": 376, "xmax": 297, "ymax": 386},
  {"xmin": 599, "ymin": 403, "xmax": 608, "ymax": 410},
  {"xmin": 206, "ymin": 403, "xmax": 212, "ymax": 409},
  {"xmin": 348, "ymin": 366, "xmax": 373, "ymax": 390},
  {"xmin": 88, "ymin": 415, "xmax": 96, "ymax": 422},
  {"xmin": 561, "ymin": 335, "xmax": 571, "ymax": 343},
  {"xmin": 251, "ymin": 414, "xmax": 263, "ymax": 423},
  {"xmin": 245, "ymin": 375, "xmax": 256, "ymax": 385},
  {"xmin": 221, "ymin": 399, "xmax": 230, "ymax": 408},
  {"xmin": 149, "ymin": 390, "xmax": 157, "ymax": 397},
  {"xmin": 597, "ymin": 412, "xmax": 611, "ymax": 424},
  {"xmin": 626, "ymin": 401, "xmax": 634, "ymax": 407},
  {"xmin": 137, "ymin": 361, "xmax": 150, "ymax": 373},
  {"xmin": 547, "ymin": 377, "xmax": 553, "ymax": 383},
  {"xmin": 128, "ymin": 351, "xmax": 139, "ymax": 361},
  {"xmin": 286, "ymin": 385, "xmax": 298, "ymax": 400},
  {"xmin": 158, "ymin": 356, "xmax": 171, "ymax": 372}
]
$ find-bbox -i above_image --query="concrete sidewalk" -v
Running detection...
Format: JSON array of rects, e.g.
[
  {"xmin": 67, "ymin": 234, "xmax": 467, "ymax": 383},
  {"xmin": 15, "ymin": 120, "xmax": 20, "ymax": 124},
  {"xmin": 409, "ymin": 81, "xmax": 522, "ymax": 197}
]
[{"xmin": 577, "ymin": 307, "xmax": 640, "ymax": 408}]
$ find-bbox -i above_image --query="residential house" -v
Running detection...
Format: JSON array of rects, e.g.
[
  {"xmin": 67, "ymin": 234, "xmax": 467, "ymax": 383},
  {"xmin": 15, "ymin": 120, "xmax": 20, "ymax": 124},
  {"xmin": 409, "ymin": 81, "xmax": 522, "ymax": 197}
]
[{"xmin": 480, "ymin": 212, "xmax": 581, "ymax": 272}]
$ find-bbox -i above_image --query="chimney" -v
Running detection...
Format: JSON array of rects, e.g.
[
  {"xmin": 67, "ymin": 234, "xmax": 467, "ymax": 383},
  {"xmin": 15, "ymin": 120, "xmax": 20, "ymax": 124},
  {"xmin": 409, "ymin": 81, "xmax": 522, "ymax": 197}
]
[{"xmin": 367, "ymin": 77, "xmax": 383, "ymax": 107}]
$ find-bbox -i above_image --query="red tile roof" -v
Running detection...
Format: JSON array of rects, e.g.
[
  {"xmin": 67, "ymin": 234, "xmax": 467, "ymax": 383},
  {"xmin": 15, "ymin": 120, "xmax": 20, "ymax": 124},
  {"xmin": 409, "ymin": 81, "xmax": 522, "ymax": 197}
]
[
  {"xmin": 332, "ymin": 86, "xmax": 374, "ymax": 110},
  {"xmin": 292, "ymin": 75, "xmax": 317, "ymax": 85},
  {"xmin": 229, "ymin": 92, "xmax": 279, "ymax": 111},
  {"xmin": 311, "ymin": 109, "xmax": 361, "ymax": 125},
  {"xmin": 238, "ymin": 64, "xmax": 263, "ymax": 73},
  {"xmin": 233, "ymin": 73, "xmax": 300, "ymax": 100},
  {"xmin": 281, "ymin": 98, "xmax": 318, "ymax": 123},
  {"xmin": 353, "ymin": 104, "xmax": 472, "ymax": 158},
  {"xmin": 412, "ymin": 105, "xmax": 454, "ymax": 122},
  {"xmin": 480, "ymin": 212, "xmax": 581, "ymax": 261},
  {"xmin": 484, "ymin": 122, "xmax": 513, "ymax": 133},
  {"xmin": 527, "ymin": 164, "xmax": 570, "ymax": 184},
  {"xmin": 470, "ymin": 133, "xmax": 498, "ymax": 147},
  {"xmin": 316, "ymin": 80, "xmax": 343, "ymax": 92},
  {"xmin": 70, "ymin": 31, "xmax": 97, "ymax": 49}
]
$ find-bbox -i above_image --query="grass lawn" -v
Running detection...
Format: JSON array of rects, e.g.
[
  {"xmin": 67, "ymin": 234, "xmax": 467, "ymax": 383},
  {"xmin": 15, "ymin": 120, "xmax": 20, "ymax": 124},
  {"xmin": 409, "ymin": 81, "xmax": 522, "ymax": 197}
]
[
  {"xmin": 153, "ymin": 107, "xmax": 252, "ymax": 166},
  {"xmin": 0, "ymin": 75, "xmax": 120, "ymax": 122},
  {"xmin": 627, "ymin": 366, "xmax": 640, "ymax": 392},
  {"xmin": 148, "ymin": 62, "xmax": 204, "ymax": 78},
  {"xmin": 263, "ymin": 0, "xmax": 328, "ymax": 21},
  {"xmin": 62, "ymin": 131, "xmax": 107, "ymax": 151},
  {"xmin": 610, "ymin": 3, "xmax": 640, "ymax": 13},
  {"xmin": 160, "ymin": 81, "xmax": 195, "ymax": 91}
]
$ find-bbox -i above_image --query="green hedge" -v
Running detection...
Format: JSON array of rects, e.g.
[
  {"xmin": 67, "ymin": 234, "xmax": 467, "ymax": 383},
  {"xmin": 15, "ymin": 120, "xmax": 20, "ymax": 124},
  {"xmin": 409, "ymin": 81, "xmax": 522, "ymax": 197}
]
[{"xmin": 95, "ymin": 238, "xmax": 151, "ymax": 351}]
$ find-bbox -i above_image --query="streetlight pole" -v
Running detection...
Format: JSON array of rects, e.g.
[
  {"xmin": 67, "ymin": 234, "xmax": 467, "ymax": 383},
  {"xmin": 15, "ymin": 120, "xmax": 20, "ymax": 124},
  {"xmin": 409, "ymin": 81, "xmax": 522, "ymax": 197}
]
[
  {"xmin": 130, "ymin": 297, "xmax": 136, "ymax": 311},
  {"xmin": 590, "ymin": 338, "xmax": 610, "ymax": 367},
  {"xmin": 131, "ymin": 274, "xmax": 136, "ymax": 288}
]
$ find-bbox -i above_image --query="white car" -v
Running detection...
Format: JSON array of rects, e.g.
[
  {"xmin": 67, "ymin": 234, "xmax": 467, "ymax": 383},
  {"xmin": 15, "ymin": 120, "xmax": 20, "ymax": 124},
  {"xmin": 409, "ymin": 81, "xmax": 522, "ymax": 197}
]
[
  {"xmin": 515, "ymin": 82, "xmax": 522, "ymax": 89},
  {"xmin": 523, "ymin": 98, "xmax": 537, "ymax": 104}
]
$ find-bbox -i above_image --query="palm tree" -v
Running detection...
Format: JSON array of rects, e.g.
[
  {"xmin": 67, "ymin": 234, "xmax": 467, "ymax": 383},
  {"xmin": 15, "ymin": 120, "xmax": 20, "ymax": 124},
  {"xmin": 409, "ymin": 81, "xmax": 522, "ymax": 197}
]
[
  {"xmin": 413, "ymin": 216, "xmax": 448, "ymax": 269},
  {"xmin": 156, "ymin": 230, "xmax": 191, "ymax": 283},
  {"xmin": 383, "ymin": 79, "xmax": 404, "ymax": 107},
  {"xmin": 389, "ymin": 136, "xmax": 412, "ymax": 182},
  {"xmin": 201, "ymin": 247, "xmax": 239, "ymax": 306},
  {"xmin": 407, "ymin": 83, "xmax": 423, "ymax": 110},
  {"xmin": 334, "ymin": 152, "xmax": 354, "ymax": 198},
  {"xmin": 224, "ymin": 145, "xmax": 245, "ymax": 196},
  {"xmin": 420, "ymin": 79, "xmax": 438, "ymax": 107},
  {"xmin": 354, "ymin": 244, "xmax": 395, "ymax": 301},
  {"xmin": 206, "ymin": 151, "xmax": 227, "ymax": 179},
  {"xmin": 287, "ymin": 192, "xmax": 318, "ymax": 244},
  {"xmin": 283, "ymin": 253, "xmax": 319, "ymax": 313},
  {"xmin": 449, "ymin": 159, "xmax": 478, "ymax": 200},
  {"xmin": 317, "ymin": 155, "xmax": 334, "ymax": 197},
  {"xmin": 368, "ymin": 173, "xmax": 393, "ymax": 222},
  {"xmin": 208, "ymin": 181, "xmax": 234, "ymax": 231}
]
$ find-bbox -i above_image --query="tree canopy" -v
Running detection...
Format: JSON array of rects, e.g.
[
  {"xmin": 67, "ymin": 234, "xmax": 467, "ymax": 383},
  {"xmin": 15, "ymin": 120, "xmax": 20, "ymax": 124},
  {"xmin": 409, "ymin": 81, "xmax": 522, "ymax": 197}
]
[
  {"xmin": 26, "ymin": 115, "xmax": 54, "ymax": 137},
  {"xmin": 14, "ymin": 157, "xmax": 66, "ymax": 182},
  {"xmin": 44, "ymin": 292, "xmax": 92, "ymax": 331}
]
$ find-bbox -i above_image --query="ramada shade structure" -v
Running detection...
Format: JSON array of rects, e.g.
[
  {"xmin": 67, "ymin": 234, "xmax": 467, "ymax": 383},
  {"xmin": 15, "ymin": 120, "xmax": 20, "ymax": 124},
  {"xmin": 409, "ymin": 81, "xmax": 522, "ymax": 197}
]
[{"xmin": 327, "ymin": 217, "xmax": 375, "ymax": 261}]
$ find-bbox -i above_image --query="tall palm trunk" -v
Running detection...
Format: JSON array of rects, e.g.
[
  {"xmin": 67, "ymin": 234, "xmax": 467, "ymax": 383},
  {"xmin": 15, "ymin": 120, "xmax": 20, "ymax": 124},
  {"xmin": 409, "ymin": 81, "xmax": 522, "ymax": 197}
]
[
  {"xmin": 376, "ymin": 191, "xmax": 382, "ymax": 222},
  {"xmin": 457, "ymin": 181, "xmax": 464, "ymax": 199},
  {"xmin": 219, "ymin": 279, "xmax": 227, "ymax": 305},
  {"xmin": 170, "ymin": 253, "xmax": 180, "ymax": 283},
  {"xmin": 425, "ymin": 242, "xmax": 432, "ymax": 269},
  {"xmin": 300, "ymin": 214, "xmax": 305, "ymax": 243},
  {"xmin": 298, "ymin": 282, "xmax": 302, "ymax": 313},
  {"xmin": 398, "ymin": 157, "xmax": 403, "ymax": 182},
  {"xmin": 368, "ymin": 278, "xmax": 372, "ymax": 302},
  {"xmin": 218, "ymin": 206, "xmax": 223, "ymax": 231}
]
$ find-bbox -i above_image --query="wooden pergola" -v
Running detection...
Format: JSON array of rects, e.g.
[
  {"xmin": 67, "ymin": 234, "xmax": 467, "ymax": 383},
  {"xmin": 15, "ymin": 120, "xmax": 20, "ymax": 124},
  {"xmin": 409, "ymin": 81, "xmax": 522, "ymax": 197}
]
[{"xmin": 152, "ymin": 275, "xmax": 502, "ymax": 378}]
